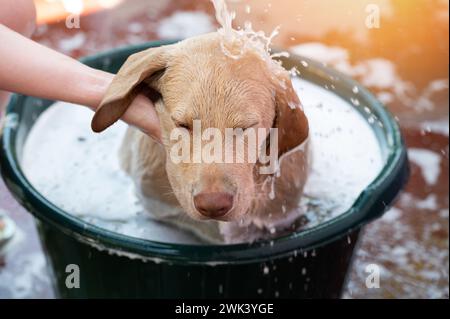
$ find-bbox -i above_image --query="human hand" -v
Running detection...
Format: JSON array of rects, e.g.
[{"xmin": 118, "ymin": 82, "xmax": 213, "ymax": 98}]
[
  {"xmin": 0, "ymin": 25, "xmax": 161, "ymax": 142},
  {"xmin": 119, "ymin": 92, "xmax": 162, "ymax": 142}
]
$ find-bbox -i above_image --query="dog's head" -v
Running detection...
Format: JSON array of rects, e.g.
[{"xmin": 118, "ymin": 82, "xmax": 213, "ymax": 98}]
[{"xmin": 92, "ymin": 33, "xmax": 308, "ymax": 222}]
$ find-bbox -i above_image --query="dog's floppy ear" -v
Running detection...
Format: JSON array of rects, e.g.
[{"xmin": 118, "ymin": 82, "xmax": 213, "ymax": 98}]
[
  {"xmin": 91, "ymin": 46, "xmax": 171, "ymax": 133},
  {"xmin": 273, "ymin": 75, "xmax": 309, "ymax": 157}
]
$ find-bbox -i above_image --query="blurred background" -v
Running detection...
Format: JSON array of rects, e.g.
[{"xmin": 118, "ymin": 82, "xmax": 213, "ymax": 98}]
[{"xmin": 0, "ymin": 0, "xmax": 448, "ymax": 298}]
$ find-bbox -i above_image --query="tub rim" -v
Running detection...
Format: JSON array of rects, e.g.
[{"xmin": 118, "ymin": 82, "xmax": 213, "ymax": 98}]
[{"xmin": 0, "ymin": 40, "xmax": 409, "ymax": 265}]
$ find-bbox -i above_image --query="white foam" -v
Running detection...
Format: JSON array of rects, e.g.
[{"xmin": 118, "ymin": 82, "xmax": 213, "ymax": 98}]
[
  {"xmin": 290, "ymin": 43, "xmax": 349, "ymax": 66},
  {"xmin": 294, "ymin": 79, "xmax": 383, "ymax": 213},
  {"xmin": 58, "ymin": 33, "xmax": 86, "ymax": 53},
  {"xmin": 21, "ymin": 79, "xmax": 383, "ymax": 244},
  {"xmin": 408, "ymin": 148, "xmax": 442, "ymax": 185},
  {"xmin": 157, "ymin": 11, "xmax": 216, "ymax": 39},
  {"xmin": 421, "ymin": 119, "xmax": 449, "ymax": 136},
  {"xmin": 291, "ymin": 42, "xmax": 449, "ymax": 113}
]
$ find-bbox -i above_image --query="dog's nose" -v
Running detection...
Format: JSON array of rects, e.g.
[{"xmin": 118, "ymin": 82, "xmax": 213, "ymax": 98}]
[{"xmin": 194, "ymin": 192, "xmax": 234, "ymax": 218}]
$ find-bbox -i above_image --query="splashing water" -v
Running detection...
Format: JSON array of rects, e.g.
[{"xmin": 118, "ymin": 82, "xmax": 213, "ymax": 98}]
[
  {"xmin": 210, "ymin": 0, "xmax": 289, "ymax": 77},
  {"xmin": 210, "ymin": 0, "xmax": 298, "ymax": 190}
]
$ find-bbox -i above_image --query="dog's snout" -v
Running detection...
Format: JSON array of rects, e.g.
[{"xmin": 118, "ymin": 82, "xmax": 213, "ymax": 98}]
[{"xmin": 194, "ymin": 192, "xmax": 234, "ymax": 219}]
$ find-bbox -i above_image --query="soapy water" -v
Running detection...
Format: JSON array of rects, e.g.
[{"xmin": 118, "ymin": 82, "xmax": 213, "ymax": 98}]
[{"xmin": 21, "ymin": 78, "xmax": 383, "ymax": 244}]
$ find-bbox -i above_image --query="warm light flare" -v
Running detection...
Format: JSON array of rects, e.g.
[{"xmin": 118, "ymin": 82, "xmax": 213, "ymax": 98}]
[
  {"xmin": 62, "ymin": 0, "xmax": 84, "ymax": 15},
  {"xmin": 35, "ymin": 0, "xmax": 123, "ymax": 24}
]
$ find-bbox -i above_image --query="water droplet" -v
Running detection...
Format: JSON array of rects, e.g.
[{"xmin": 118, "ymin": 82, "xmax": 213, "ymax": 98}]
[{"xmin": 351, "ymin": 98, "xmax": 360, "ymax": 106}]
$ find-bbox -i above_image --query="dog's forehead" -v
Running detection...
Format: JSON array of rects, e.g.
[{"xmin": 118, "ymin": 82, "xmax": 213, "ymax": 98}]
[
  {"xmin": 165, "ymin": 49, "xmax": 274, "ymax": 99},
  {"xmin": 168, "ymin": 36, "xmax": 273, "ymax": 80},
  {"xmin": 161, "ymin": 37, "xmax": 276, "ymax": 126}
]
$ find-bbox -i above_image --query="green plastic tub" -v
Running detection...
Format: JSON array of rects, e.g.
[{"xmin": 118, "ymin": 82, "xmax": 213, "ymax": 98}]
[{"xmin": 0, "ymin": 41, "xmax": 409, "ymax": 298}]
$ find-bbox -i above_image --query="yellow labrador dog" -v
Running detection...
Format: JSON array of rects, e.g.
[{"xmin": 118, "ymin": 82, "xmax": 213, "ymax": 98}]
[{"xmin": 91, "ymin": 33, "xmax": 310, "ymax": 243}]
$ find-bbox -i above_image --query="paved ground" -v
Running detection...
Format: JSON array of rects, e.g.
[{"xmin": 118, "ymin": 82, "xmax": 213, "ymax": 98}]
[{"xmin": 0, "ymin": 0, "xmax": 448, "ymax": 298}]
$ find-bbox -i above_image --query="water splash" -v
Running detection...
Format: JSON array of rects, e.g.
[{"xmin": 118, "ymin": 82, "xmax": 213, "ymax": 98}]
[{"xmin": 210, "ymin": 0, "xmax": 288, "ymax": 76}]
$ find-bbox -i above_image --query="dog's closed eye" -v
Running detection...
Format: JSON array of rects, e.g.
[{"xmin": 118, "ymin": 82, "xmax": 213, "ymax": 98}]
[
  {"xmin": 232, "ymin": 113, "xmax": 261, "ymax": 130},
  {"xmin": 177, "ymin": 122, "xmax": 191, "ymax": 130},
  {"xmin": 171, "ymin": 116, "xmax": 192, "ymax": 131},
  {"xmin": 242, "ymin": 121, "xmax": 260, "ymax": 130}
]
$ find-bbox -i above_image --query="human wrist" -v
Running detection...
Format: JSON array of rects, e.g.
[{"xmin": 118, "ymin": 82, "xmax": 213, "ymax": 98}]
[{"xmin": 75, "ymin": 66, "xmax": 114, "ymax": 110}]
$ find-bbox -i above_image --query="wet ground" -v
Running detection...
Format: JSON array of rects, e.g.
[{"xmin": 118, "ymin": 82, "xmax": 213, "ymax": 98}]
[{"xmin": 0, "ymin": 0, "xmax": 448, "ymax": 298}]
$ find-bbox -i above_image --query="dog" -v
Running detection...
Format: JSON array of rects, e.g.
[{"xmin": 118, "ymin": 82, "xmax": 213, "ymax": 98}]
[{"xmin": 91, "ymin": 33, "xmax": 310, "ymax": 243}]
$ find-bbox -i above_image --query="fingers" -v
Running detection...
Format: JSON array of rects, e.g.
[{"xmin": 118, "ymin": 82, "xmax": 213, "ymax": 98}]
[
  {"xmin": 122, "ymin": 94, "xmax": 162, "ymax": 143},
  {"xmin": 85, "ymin": 69, "xmax": 161, "ymax": 142}
]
